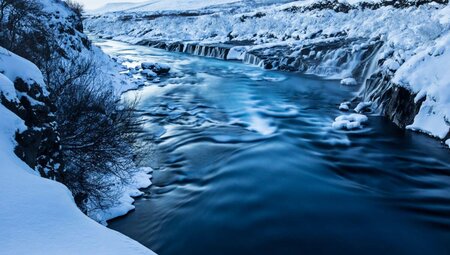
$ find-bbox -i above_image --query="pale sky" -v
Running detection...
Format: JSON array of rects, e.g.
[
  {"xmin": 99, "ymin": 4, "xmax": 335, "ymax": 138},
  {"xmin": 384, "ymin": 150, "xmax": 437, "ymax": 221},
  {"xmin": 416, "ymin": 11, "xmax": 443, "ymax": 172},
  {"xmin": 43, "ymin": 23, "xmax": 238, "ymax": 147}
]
[{"xmin": 75, "ymin": 0, "xmax": 146, "ymax": 10}]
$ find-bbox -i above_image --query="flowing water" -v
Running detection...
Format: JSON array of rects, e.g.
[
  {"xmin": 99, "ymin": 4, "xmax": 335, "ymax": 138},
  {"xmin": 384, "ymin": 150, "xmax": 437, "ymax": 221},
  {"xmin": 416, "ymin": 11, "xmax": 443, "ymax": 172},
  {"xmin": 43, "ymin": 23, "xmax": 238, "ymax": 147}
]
[{"xmin": 95, "ymin": 39, "xmax": 450, "ymax": 255}]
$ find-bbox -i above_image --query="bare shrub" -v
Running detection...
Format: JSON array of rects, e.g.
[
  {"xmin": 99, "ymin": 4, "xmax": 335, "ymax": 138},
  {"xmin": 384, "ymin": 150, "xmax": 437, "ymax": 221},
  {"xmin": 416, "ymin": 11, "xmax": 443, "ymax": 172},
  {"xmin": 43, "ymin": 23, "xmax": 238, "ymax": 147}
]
[
  {"xmin": 65, "ymin": 0, "xmax": 84, "ymax": 16},
  {"xmin": 49, "ymin": 58, "xmax": 142, "ymax": 212}
]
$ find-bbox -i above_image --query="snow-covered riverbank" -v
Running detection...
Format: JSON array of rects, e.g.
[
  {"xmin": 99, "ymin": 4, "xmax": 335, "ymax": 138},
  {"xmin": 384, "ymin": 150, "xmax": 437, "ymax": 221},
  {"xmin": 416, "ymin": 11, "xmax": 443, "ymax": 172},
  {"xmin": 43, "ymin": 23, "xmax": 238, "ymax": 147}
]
[
  {"xmin": 0, "ymin": 0, "xmax": 158, "ymax": 253},
  {"xmin": 0, "ymin": 47, "xmax": 155, "ymax": 255},
  {"xmin": 85, "ymin": 0, "xmax": 450, "ymax": 147}
]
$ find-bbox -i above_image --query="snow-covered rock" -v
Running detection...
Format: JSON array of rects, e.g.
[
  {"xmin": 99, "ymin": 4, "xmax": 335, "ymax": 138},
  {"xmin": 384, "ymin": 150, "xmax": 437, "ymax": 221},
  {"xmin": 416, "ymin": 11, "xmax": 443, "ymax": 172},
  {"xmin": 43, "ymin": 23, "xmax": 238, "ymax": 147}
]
[
  {"xmin": 354, "ymin": 101, "xmax": 372, "ymax": 113},
  {"xmin": 392, "ymin": 32, "xmax": 450, "ymax": 140},
  {"xmin": 339, "ymin": 102, "xmax": 351, "ymax": 111},
  {"xmin": 1, "ymin": 0, "xmax": 156, "ymax": 232},
  {"xmin": 0, "ymin": 47, "xmax": 61, "ymax": 178},
  {"xmin": 142, "ymin": 62, "xmax": 171, "ymax": 74},
  {"xmin": 332, "ymin": 113, "xmax": 369, "ymax": 130},
  {"xmin": 141, "ymin": 69, "xmax": 158, "ymax": 79},
  {"xmin": 340, "ymin": 77, "xmax": 357, "ymax": 86}
]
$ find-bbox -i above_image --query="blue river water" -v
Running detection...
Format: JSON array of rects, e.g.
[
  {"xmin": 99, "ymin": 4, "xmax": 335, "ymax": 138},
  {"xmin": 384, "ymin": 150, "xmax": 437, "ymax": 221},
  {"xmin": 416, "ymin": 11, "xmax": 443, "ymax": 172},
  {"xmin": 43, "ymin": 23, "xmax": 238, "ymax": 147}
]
[{"xmin": 95, "ymin": 39, "xmax": 450, "ymax": 255}]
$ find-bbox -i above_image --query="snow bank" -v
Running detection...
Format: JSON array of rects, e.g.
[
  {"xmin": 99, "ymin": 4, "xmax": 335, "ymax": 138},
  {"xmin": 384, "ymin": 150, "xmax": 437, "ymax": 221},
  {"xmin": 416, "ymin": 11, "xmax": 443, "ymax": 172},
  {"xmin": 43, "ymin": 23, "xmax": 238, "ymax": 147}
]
[
  {"xmin": 0, "ymin": 47, "xmax": 46, "ymax": 94},
  {"xmin": 393, "ymin": 32, "xmax": 450, "ymax": 139},
  {"xmin": 0, "ymin": 50, "xmax": 155, "ymax": 255},
  {"xmin": 88, "ymin": 167, "xmax": 153, "ymax": 225}
]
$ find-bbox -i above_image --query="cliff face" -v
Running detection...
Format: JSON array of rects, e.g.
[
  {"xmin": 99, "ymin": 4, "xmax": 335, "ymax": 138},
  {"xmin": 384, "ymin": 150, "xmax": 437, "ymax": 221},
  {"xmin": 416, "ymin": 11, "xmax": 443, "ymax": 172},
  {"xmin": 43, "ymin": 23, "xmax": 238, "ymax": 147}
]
[{"xmin": 85, "ymin": 0, "xmax": 450, "ymax": 146}]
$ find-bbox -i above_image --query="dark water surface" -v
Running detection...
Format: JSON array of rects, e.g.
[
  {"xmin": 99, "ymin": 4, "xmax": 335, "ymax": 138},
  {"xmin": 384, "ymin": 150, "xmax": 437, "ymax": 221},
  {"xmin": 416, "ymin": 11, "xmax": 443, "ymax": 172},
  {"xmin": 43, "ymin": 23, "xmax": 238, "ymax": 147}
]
[{"xmin": 96, "ymin": 39, "xmax": 450, "ymax": 255}]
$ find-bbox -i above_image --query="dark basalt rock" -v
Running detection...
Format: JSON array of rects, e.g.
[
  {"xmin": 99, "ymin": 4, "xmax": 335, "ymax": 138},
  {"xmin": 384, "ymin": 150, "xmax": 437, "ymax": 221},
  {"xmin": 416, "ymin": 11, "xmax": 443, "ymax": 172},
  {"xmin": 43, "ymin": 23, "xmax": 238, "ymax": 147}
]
[
  {"xmin": 137, "ymin": 40, "xmax": 235, "ymax": 60},
  {"xmin": 362, "ymin": 72, "xmax": 425, "ymax": 129},
  {"xmin": 283, "ymin": 0, "xmax": 448, "ymax": 13},
  {"xmin": 0, "ymin": 78, "xmax": 62, "ymax": 179}
]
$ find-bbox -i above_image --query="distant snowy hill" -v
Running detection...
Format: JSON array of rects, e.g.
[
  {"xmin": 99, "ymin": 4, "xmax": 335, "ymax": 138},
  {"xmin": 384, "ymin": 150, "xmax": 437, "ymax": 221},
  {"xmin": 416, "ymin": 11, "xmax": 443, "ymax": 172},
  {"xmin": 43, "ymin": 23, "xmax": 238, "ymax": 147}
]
[{"xmin": 90, "ymin": 0, "xmax": 297, "ymax": 13}]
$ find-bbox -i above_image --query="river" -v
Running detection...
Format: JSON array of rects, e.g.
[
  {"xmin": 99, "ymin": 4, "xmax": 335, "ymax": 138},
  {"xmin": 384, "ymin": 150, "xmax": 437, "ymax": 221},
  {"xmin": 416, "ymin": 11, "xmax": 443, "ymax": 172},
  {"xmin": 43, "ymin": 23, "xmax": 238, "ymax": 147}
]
[{"xmin": 94, "ymin": 38, "xmax": 450, "ymax": 255}]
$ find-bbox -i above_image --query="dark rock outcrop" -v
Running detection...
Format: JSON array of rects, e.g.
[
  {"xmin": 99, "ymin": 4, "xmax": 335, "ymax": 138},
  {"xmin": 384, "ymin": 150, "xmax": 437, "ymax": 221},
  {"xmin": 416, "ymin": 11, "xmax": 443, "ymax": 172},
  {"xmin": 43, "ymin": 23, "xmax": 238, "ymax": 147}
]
[
  {"xmin": 362, "ymin": 73, "xmax": 425, "ymax": 128},
  {"xmin": 0, "ymin": 78, "xmax": 62, "ymax": 179}
]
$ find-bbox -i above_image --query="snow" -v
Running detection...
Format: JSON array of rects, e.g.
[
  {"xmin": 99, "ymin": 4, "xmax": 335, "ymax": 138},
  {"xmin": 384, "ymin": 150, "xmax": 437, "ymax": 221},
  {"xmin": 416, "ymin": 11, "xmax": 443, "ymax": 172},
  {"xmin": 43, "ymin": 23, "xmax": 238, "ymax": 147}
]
[
  {"xmin": 393, "ymin": 32, "xmax": 450, "ymax": 140},
  {"xmin": 332, "ymin": 114, "xmax": 368, "ymax": 130},
  {"xmin": 91, "ymin": 0, "xmax": 241, "ymax": 13},
  {"xmin": 142, "ymin": 62, "xmax": 171, "ymax": 74},
  {"xmin": 0, "ymin": 47, "xmax": 46, "ymax": 94},
  {"xmin": 339, "ymin": 102, "xmax": 350, "ymax": 111},
  {"xmin": 0, "ymin": 73, "xmax": 16, "ymax": 102},
  {"xmin": 0, "ymin": 50, "xmax": 155, "ymax": 255},
  {"xmin": 88, "ymin": 167, "xmax": 153, "ymax": 225},
  {"xmin": 340, "ymin": 77, "xmax": 357, "ymax": 86},
  {"xmin": 446, "ymin": 139, "xmax": 450, "ymax": 148},
  {"xmin": 142, "ymin": 69, "xmax": 158, "ymax": 78},
  {"xmin": 354, "ymin": 101, "xmax": 372, "ymax": 113}
]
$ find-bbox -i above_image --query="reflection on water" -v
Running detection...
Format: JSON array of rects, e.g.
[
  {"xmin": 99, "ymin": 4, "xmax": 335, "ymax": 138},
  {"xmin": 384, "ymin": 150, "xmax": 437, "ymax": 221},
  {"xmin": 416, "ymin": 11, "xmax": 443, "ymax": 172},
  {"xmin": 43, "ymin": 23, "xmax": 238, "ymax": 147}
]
[{"xmin": 96, "ymin": 39, "xmax": 450, "ymax": 255}]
